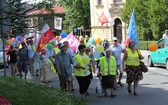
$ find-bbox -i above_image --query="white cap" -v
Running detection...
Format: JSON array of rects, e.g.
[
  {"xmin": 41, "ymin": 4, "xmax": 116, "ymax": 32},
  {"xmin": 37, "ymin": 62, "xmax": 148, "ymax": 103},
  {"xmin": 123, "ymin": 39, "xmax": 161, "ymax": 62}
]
[
  {"xmin": 60, "ymin": 43, "xmax": 65, "ymax": 48},
  {"xmin": 112, "ymin": 37, "xmax": 118, "ymax": 41}
]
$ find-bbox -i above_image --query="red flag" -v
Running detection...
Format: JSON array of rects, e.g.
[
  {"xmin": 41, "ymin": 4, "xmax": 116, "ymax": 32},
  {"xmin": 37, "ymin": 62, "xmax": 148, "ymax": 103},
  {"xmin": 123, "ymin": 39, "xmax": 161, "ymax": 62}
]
[
  {"xmin": 98, "ymin": 1, "xmax": 114, "ymax": 25},
  {"xmin": 98, "ymin": 12, "xmax": 108, "ymax": 25},
  {"xmin": 36, "ymin": 24, "xmax": 55, "ymax": 53}
]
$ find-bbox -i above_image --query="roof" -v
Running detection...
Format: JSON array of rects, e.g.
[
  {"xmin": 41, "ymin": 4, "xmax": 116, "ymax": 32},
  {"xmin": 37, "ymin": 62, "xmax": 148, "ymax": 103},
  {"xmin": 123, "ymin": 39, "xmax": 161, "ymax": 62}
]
[{"xmin": 27, "ymin": 5, "xmax": 65, "ymax": 16}]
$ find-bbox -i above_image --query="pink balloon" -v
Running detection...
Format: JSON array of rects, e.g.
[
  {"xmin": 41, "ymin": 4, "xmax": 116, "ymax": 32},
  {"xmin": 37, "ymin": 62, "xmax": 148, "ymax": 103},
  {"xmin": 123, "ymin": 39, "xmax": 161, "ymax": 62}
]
[
  {"xmin": 12, "ymin": 38, "xmax": 16, "ymax": 42},
  {"xmin": 21, "ymin": 37, "xmax": 24, "ymax": 43},
  {"xmin": 126, "ymin": 38, "xmax": 131, "ymax": 45},
  {"xmin": 54, "ymin": 44, "xmax": 58, "ymax": 48}
]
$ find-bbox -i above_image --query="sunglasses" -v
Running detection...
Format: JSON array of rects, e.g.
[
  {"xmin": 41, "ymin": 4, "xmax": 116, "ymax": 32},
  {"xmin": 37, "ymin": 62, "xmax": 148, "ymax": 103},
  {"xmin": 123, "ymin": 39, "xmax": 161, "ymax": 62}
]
[{"xmin": 86, "ymin": 50, "xmax": 90, "ymax": 51}]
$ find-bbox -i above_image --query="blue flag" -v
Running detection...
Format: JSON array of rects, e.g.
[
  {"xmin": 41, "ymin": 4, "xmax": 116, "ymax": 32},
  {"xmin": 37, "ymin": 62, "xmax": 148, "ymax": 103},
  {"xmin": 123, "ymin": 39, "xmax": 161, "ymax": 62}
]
[{"xmin": 127, "ymin": 9, "xmax": 138, "ymax": 48}]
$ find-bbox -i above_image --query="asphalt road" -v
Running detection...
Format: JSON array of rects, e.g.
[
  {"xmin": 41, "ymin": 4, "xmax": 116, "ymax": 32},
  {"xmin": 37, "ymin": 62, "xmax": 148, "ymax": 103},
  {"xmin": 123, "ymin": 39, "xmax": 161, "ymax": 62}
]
[{"xmin": 0, "ymin": 50, "xmax": 168, "ymax": 105}]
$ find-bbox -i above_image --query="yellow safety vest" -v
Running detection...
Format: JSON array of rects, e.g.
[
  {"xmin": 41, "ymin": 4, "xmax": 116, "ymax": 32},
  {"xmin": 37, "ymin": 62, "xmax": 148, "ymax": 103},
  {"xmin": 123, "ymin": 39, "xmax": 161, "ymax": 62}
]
[
  {"xmin": 54, "ymin": 48, "xmax": 60, "ymax": 55},
  {"xmin": 73, "ymin": 53, "xmax": 90, "ymax": 76},
  {"xmin": 99, "ymin": 56, "xmax": 117, "ymax": 76},
  {"xmin": 126, "ymin": 48, "xmax": 140, "ymax": 66},
  {"xmin": 48, "ymin": 59, "xmax": 56, "ymax": 74}
]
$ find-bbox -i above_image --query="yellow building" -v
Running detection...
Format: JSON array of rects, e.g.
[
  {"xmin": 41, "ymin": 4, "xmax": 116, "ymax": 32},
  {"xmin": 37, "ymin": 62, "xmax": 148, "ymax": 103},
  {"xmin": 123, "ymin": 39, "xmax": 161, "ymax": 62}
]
[{"xmin": 90, "ymin": 0, "xmax": 126, "ymax": 44}]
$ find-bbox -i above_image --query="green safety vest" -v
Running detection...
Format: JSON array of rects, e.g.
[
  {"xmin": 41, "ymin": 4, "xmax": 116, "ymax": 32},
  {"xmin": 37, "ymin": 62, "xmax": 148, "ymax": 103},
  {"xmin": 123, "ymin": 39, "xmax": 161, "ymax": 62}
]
[
  {"xmin": 126, "ymin": 48, "xmax": 140, "ymax": 66},
  {"xmin": 54, "ymin": 48, "xmax": 60, "ymax": 54},
  {"xmin": 99, "ymin": 56, "xmax": 117, "ymax": 76},
  {"xmin": 73, "ymin": 53, "xmax": 90, "ymax": 76},
  {"xmin": 48, "ymin": 59, "xmax": 56, "ymax": 74}
]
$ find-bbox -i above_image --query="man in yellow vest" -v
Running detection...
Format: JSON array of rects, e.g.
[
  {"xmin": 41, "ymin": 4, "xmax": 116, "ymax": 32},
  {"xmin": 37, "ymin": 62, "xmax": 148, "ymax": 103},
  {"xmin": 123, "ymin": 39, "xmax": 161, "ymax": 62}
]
[{"xmin": 99, "ymin": 49, "xmax": 117, "ymax": 97}]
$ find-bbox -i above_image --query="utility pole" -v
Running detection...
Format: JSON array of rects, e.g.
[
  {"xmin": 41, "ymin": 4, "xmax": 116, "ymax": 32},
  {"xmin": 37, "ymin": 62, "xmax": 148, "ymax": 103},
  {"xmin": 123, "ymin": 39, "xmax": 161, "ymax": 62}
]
[{"xmin": 2, "ymin": 33, "xmax": 6, "ymax": 77}]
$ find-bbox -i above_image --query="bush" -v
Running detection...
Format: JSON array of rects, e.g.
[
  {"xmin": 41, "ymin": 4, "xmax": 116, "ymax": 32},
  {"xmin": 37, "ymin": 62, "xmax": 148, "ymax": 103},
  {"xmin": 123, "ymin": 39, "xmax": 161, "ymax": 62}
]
[
  {"xmin": 138, "ymin": 41, "xmax": 157, "ymax": 50},
  {"xmin": 0, "ymin": 77, "xmax": 86, "ymax": 105}
]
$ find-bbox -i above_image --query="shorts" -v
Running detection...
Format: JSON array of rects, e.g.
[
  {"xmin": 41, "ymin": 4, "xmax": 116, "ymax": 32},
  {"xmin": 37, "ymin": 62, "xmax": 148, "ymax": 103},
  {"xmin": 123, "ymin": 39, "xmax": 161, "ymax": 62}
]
[
  {"xmin": 59, "ymin": 74, "xmax": 72, "ymax": 82},
  {"xmin": 117, "ymin": 65, "xmax": 123, "ymax": 74},
  {"xmin": 18, "ymin": 61, "xmax": 28, "ymax": 73}
]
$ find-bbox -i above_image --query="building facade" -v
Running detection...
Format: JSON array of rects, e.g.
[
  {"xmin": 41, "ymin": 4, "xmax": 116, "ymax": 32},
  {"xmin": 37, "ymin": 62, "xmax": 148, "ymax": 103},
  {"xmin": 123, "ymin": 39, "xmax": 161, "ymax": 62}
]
[{"xmin": 90, "ymin": 0, "xmax": 126, "ymax": 43}]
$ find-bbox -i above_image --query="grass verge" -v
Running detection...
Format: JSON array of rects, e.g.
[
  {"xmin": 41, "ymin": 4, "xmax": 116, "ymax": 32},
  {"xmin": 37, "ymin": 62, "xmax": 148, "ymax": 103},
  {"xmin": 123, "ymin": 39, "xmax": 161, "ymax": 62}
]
[{"xmin": 0, "ymin": 77, "xmax": 86, "ymax": 105}]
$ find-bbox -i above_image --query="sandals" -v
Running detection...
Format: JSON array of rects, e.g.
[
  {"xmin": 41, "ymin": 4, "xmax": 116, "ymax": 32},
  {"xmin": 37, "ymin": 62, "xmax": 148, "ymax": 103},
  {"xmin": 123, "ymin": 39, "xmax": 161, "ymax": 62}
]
[
  {"xmin": 85, "ymin": 92, "xmax": 89, "ymax": 96},
  {"xmin": 134, "ymin": 92, "xmax": 138, "ymax": 96},
  {"xmin": 111, "ymin": 94, "xmax": 116, "ymax": 98},
  {"xmin": 118, "ymin": 82, "xmax": 124, "ymax": 87},
  {"xmin": 127, "ymin": 88, "xmax": 132, "ymax": 94}
]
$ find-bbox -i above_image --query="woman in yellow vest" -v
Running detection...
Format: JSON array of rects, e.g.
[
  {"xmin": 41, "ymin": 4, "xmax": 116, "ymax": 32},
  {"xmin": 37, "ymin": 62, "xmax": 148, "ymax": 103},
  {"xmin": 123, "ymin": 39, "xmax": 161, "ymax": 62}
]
[
  {"xmin": 122, "ymin": 41, "xmax": 144, "ymax": 96},
  {"xmin": 99, "ymin": 49, "xmax": 117, "ymax": 97},
  {"xmin": 73, "ymin": 44, "xmax": 92, "ymax": 101}
]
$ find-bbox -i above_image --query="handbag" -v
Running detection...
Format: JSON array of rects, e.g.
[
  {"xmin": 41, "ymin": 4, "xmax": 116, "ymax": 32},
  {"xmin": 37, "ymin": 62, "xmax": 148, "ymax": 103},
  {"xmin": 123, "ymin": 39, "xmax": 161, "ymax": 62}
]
[
  {"xmin": 140, "ymin": 61, "xmax": 148, "ymax": 73},
  {"xmin": 137, "ymin": 50, "xmax": 148, "ymax": 73}
]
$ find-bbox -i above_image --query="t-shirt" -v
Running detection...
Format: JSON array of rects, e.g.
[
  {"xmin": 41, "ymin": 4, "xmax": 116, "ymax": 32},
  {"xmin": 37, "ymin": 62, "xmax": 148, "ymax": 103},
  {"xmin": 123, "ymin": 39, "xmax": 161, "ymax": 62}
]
[
  {"xmin": 110, "ymin": 44, "xmax": 124, "ymax": 65},
  {"xmin": 7, "ymin": 50, "xmax": 17, "ymax": 63},
  {"xmin": 18, "ymin": 48, "xmax": 28, "ymax": 61}
]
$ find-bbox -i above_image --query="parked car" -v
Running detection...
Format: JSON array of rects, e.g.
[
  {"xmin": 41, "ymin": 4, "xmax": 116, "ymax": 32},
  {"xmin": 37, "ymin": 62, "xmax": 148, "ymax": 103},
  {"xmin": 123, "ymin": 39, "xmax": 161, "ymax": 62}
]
[
  {"xmin": 0, "ymin": 51, "xmax": 8, "ymax": 68},
  {"xmin": 147, "ymin": 38, "xmax": 168, "ymax": 69}
]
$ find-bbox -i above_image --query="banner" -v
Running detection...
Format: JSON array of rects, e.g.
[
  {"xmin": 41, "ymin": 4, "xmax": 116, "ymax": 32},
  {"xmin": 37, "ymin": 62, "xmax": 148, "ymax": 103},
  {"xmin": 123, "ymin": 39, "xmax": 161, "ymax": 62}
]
[
  {"xmin": 54, "ymin": 16, "xmax": 62, "ymax": 30},
  {"xmin": 60, "ymin": 32, "xmax": 80, "ymax": 53}
]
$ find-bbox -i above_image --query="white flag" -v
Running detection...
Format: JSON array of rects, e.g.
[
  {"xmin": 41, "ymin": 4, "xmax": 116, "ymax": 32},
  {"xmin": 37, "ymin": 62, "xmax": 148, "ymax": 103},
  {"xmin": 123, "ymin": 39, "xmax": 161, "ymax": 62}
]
[{"xmin": 54, "ymin": 16, "xmax": 62, "ymax": 30}]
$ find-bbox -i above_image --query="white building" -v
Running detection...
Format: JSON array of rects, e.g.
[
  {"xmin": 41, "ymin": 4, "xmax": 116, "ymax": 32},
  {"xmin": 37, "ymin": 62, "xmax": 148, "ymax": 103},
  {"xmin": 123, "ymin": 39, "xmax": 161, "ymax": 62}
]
[{"xmin": 90, "ymin": 0, "xmax": 127, "ymax": 44}]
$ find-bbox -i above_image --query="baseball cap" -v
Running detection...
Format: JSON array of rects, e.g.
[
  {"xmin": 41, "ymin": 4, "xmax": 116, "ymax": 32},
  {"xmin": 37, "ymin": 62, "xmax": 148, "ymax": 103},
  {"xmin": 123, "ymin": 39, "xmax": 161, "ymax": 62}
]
[
  {"xmin": 60, "ymin": 43, "xmax": 65, "ymax": 48},
  {"xmin": 112, "ymin": 37, "xmax": 118, "ymax": 41}
]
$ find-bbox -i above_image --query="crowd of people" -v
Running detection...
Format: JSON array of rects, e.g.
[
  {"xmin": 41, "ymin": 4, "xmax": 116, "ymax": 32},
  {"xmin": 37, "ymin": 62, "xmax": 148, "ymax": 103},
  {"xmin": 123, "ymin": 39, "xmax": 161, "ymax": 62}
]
[{"xmin": 6, "ymin": 35, "xmax": 144, "ymax": 101}]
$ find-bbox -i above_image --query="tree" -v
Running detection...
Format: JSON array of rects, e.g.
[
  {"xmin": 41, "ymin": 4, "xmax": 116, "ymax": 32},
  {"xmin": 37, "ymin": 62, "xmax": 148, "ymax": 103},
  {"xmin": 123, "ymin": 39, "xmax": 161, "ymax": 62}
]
[
  {"xmin": 0, "ymin": 0, "xmax": 54, "ymax": 36},
  {"xmin": 58, "ymin": 0, "xmax": 90, "ymax": 33},
  {"xmin": 121, "ymin": 0, "xmax": 168, "ymax": 40}
]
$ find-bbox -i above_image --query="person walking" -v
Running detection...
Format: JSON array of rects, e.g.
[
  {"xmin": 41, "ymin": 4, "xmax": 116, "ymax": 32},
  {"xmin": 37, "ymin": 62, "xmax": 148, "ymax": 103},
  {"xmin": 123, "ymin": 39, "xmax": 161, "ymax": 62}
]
[
  {"xmin": 110, "ymin": 37, "xmax": 125, "ymax": 87},
  {"xmin": 99, "ymin": 49, "xmax": 117, "ymax": 97},
  {"xmin": 122, "ymin": 41, "xmax": 144, "ymax": 96},
  {"xmin": 6, "ymin": 45, "xmax": 18, "ymax": 76},
  {"xmin": 18, "ymin": 42, "xmax": 29, "ymax": 79},
  {"xmin": 28, "ymin": 39, "xmax": 36, "ymax": 76},
  {"xmin": 162, "ymin": 29, "xmax": 168, "ymax": 38},
  {"xmin": 73, "ymin": 44, "xmax": 91, "ymax": 101},
  {"xmin": 40, "ymin": 49, "xmax": 53, "ymax": 83},
  {"xmin": 63, "ymin": 41, "xmax": 75, "ymax": 92},
  {"xmin": 55, "ymin": 43, "xmax": 73, "ymax": 95}
]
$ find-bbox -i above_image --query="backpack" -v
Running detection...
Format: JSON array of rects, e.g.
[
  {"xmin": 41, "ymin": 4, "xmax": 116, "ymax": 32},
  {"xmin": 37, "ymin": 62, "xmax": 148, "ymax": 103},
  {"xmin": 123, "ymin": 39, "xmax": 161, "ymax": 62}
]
[{"xmin": 18, "ymin": 48, "xmax": 28, "ymax": 61}]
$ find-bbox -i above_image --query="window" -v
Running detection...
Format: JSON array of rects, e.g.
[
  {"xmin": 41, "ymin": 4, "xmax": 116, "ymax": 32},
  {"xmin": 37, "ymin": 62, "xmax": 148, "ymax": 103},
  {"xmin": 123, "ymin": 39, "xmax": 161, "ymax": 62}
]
[
  {"xmin": 158, "ymin": 39, "xmax": 165, "ymax": 49},
  {"xmin": 97, "ymin": 0, "xmax": 102, "ymax": 5}
]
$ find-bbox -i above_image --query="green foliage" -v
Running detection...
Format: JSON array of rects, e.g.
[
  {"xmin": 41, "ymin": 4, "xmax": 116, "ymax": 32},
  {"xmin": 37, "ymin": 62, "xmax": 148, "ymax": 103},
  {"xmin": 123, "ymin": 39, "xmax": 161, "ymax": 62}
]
[
  {"xmin": 58, "ymin": 0, "xmax": 90, "ymax": 32},
  {"xmin": 138, "ymin": 41, "xmax": 157, "ymax": 50},
  {"xmin": 0, "ymin": 77, "xmax": 86, "ymax": 105},
  {"xmin": 0, "ymin": 0, "xmax": 55, "ymax": 36},
  {"xmin": 121, "ymin": 0, "xmax": 168, "ymax": 41}
]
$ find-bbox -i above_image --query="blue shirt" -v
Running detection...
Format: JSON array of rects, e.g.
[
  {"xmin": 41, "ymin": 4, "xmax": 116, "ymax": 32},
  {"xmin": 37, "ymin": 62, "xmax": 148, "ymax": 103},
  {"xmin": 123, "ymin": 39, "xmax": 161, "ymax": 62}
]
[
  {"xmin": 110, "ymin": 44, "xmax": 124, "ymax": 65},
  {"xmin": 55, "ymin": 51, "xmax": 73, "ymax": 76},
  {"xmin": 66, "ymin": 48, "xmax": 74, "ymax": 57}
]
